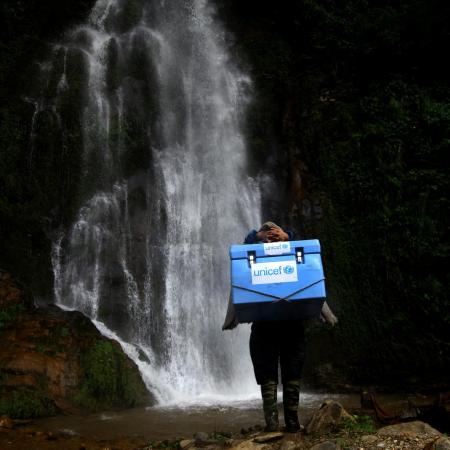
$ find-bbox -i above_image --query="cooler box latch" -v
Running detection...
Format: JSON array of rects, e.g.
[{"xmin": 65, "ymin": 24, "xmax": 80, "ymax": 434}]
[
  {"xmin": 247, "ymin": 251, "xmax": 256, "ymax": 267},
  {"xmin": 295, "ymin": 247, "xmax": 304, "ymax": 264}
]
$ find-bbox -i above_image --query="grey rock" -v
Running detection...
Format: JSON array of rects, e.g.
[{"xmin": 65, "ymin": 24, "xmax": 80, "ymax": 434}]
[
  {"xmin": 377, "ymin": 421, "xmax": 441, "ymax": 437},
  {"xmin": 194, "ymin": 432, "xmax": 210, "ymax": 442},
  {"xmin": 360, "ymin": 435, "xmax": 378, "ymax": 444},
  {"xmin": 309, "ymin": 441, "xmax": 340, "ymax": 450}
]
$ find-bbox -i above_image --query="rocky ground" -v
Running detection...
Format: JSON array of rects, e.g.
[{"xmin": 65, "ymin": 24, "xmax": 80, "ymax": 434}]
[
  {"xmin": 1, "ymin": 401, "xmax": 450, "ymax": 450},
  {"xmin": 2, "ymin": 270, "xmax": 449, "ymax": 449}
]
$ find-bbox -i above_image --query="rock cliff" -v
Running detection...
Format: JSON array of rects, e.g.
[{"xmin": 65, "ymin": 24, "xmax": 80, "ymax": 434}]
[{"xmin": 0, "ymin": 270, "xmax": 151, "ymax": 418}]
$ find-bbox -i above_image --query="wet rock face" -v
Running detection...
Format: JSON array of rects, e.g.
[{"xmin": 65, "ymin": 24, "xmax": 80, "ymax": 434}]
[{"xmin": 0, "ymin": 272, "xmax": 151, "ymax": 419}]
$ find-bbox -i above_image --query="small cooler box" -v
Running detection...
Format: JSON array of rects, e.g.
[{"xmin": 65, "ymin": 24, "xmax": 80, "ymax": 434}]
[{"xmin": 230, "ymin": 240, "xmax": 326, "ymax": 322}]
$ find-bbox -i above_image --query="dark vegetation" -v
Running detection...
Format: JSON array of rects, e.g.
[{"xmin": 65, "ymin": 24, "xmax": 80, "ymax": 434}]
[
  {"xmin": 0, "ymin": 0, "xmax": 96, "ymax": 298},
  {"xmin": 218, "ymin": 0, "xmax": 450, "ymax": 387},
  {"xmin": 73, "ymin": 339, "xmax": 149, "ymax": 410},
  {"xmin": 0, "ymin": 386, "xmax": 56, "ymax": 419},
  {"xmin": 0, "ymin": 0, "xmax": 449, "ymax": 390}
]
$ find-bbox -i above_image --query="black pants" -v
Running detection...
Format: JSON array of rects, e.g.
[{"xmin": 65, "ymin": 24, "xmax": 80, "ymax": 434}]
[{"xmin": 249, "ymin": 320, "xmax": 306, "ymax": 385}]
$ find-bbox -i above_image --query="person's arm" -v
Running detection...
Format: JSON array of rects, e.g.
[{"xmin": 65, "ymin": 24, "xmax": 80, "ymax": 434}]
[
  {"xmin": 244, "ymin": 229, "xmax": 259, "ymax": 244},
  {"xmin": 320, "ymin": 301, "xmax": 338, "ymax": 326},
  {"xmin": 286, "ymin": 229, "xmax": 295, "ymax": 240}
]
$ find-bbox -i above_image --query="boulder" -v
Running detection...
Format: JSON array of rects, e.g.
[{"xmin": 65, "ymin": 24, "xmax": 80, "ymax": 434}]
[
  {"xmin": 378, "ymin": 421, "xmax": 441, "ymax": 438},
  {"xmin": 360, "ymin": 434, "xmax": 378, "ymax": 444},
  {"xmin": 310, "ymin": 441, "xmax": 341, "ymax": 450},
  {"xmin": 425, "ymin": 437, "xmax": 450, "ymax": 450},
  {"xmin": 305, "ymin": 400, "xmax": 354, "ymax": 434},
  {"xmin": 0, "ymin": 272, "xmax": 151, "ymax": 419}
]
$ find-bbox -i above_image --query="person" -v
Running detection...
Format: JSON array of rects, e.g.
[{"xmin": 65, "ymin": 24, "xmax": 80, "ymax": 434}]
[{"xmin": 223, "ymin": 221, "xmax": 338, "ymax": 433}]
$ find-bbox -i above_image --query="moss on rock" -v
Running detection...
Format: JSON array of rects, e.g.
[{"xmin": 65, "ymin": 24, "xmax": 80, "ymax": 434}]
[{"xmin": 73, "ymin": 340, "xmax": 148, "ymax": 410}]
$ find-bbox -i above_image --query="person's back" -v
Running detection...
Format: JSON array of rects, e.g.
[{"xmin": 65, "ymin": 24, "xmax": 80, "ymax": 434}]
[
  {"xmin": 223, "ymin": 221, "xmax": 337, "ymax": 432},
  {"xmin": 246, "ymin": 222, "xmax": 304, "ymax": 432}
]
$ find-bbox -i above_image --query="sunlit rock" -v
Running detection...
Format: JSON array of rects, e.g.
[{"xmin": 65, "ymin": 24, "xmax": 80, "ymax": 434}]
[
  {"xmin": 378, "ymin": 421, "xmax": 441, "ymax": 438},
  {"xmin": 305, "ymin": 400, "xmax": 355, "ymax": 435}
]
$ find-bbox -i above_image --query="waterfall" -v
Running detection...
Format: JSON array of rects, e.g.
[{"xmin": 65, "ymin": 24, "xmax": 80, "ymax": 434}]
[{"xmin": 35, "ymin": 0, "xmax": 262, "ymax": 404}]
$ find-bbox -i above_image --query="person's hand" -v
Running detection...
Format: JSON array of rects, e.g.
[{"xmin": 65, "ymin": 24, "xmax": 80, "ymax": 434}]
[
  {"xmin": 266, "ymin": 227, "xmax": 289, "ymax": 242},
  {"xmin": 256, "ymin": 227, "xmax": 288, "ymax": 243},
  {"xmin": 320, "ymin": 301, "xmax": 338, "ymax": 326}
]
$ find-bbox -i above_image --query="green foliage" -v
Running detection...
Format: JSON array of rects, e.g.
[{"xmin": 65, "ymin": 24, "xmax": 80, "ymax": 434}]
[
  {"xmin": 0, "ymin": 0, "xmax": 96, "ymax": 297},
  {"xmin": 221, "ymin": 0, "xmax": 450, "ymax": 385},
  {"xmin": 300, "ymin": 81, "xmax": 450, "ymax": 382},
  {"xmin": 342, "ymin": 415, "xmax": 376, "ymax": 434},
  {"xmin": 73, "ymin": 339, "xmax": 147, "ymax": 410},
  {"xmin": 0, "ymin": 387, "xmax": 55, "ymax": 419},
  {"xmin": 84, "ymin": 340, "xmax": 120, "ymax": 401},
  {"xmin": 0, "ymin": 304, "xmax": 24, "ymax": 331}
]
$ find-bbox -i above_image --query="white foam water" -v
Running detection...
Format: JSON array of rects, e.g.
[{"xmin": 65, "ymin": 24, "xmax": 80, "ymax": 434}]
[{"xmin": 43, "ymin": 0, "xmax": 262, "ymax": 405}]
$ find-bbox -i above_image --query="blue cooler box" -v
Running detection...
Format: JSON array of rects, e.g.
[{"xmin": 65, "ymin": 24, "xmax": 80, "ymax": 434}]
[{"xmin": 230, "ymin": 240, "xmax": 326, "ymax": 322}]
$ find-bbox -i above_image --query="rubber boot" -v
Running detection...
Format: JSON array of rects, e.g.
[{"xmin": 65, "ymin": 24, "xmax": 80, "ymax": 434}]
[
  {"xmin": 261, "ymin": 380, "xmax": 279, "ymax": 432},
  {"xmin": 283, "ymin": 379, "xmax": 301, "ymax": 432}
]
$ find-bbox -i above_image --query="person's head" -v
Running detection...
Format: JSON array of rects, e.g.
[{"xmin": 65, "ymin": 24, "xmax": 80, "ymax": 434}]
[
  {"xmin": 259, "ymin": 221, "xmax": 281, "ymax": 232},
  {"xmin": 257, "ymin": 221, "xmax": 286, "ymax": 242}
]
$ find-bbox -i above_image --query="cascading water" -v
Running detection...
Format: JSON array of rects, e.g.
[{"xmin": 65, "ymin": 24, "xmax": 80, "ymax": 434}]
[{"xmin": 35, "ymin": 0, "xmax": 262, "ymax": 404}]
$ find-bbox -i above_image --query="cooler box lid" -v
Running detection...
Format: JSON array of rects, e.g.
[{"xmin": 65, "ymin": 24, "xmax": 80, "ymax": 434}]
[{"xmin": 230, "ymin": 239, "xmax": 320, "ymax": 260}]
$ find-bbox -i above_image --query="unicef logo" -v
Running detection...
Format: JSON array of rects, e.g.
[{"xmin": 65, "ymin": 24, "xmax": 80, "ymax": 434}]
[{"xmin": 283, "ymin": 265, "xmax": 294, "ymax": 275}]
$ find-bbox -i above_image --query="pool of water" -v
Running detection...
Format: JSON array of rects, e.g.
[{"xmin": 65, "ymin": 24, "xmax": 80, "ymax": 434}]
[{"xmin": 33, "ymin": 393, "xmax": 362, "ymax": 440}]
